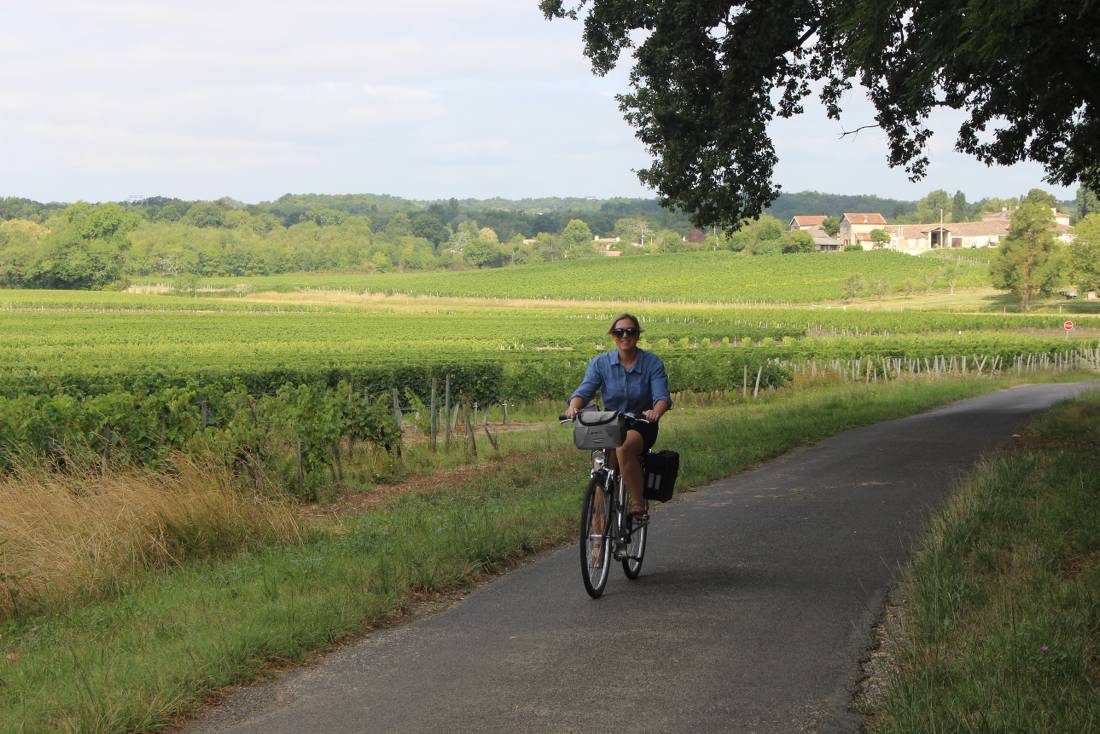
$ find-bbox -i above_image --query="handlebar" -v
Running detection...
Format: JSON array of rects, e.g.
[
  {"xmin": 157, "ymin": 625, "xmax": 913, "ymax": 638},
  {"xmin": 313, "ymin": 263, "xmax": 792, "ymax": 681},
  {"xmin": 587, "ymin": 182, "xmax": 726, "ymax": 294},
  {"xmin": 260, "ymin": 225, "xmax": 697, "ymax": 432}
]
[{"xmin": 558, "ymin": 411, "xmax": 652, "ymax": 425}]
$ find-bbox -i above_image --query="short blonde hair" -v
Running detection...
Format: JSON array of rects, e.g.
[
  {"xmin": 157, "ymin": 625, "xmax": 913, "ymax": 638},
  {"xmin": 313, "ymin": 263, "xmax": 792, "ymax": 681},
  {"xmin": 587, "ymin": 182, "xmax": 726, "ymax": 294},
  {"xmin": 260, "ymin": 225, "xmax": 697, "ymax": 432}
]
[{"xmin": 608, "ymin": 313, "xmax": 642, "ymax": 334}]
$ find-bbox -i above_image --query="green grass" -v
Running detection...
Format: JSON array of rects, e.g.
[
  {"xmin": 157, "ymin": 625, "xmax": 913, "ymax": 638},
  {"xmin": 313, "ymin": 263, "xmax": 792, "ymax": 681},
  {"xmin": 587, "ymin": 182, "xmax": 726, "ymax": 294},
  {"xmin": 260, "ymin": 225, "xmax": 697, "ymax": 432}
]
[
  {"xmin": 0, "ymin": 375, "xmax": 1081, "ymax": 732},
  {"xmin": 867, "ymin": 389, "xmax": 1100, "ymax": 732},
  {"xmin": 128, "ymin": 250, "xmax": 993, "ymax": 304}
]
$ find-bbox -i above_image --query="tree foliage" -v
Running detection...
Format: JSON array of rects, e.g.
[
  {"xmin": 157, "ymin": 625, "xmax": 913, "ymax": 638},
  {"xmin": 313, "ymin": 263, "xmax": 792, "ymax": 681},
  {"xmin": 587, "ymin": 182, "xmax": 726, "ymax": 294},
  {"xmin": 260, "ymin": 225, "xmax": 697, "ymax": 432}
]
[
  {"xmin": 989, "ymin": 203, "xmax": 1065, "ymax": 310},
  {"xmin": 1074, "ymin": 186, "xmax": 1100, "ymax": 223},
  {"xmin": 869, "ymin": 229, "xmax": 890, "ymax": 249},
  {"xmin": 541, "ymin": 0, "xmax": 1100, "ymax": 229},
  {"xmin": 1070, "ymin": 213, "xmax": 1100, "ymax": 293}
]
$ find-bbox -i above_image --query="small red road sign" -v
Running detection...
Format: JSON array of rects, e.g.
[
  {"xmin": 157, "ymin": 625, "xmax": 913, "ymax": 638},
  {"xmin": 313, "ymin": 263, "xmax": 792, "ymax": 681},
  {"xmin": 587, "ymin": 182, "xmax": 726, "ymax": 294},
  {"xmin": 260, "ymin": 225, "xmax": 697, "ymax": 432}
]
[{"xmin": 1064, "ymin": 320, "xmax": 1074, "ymax": 330}]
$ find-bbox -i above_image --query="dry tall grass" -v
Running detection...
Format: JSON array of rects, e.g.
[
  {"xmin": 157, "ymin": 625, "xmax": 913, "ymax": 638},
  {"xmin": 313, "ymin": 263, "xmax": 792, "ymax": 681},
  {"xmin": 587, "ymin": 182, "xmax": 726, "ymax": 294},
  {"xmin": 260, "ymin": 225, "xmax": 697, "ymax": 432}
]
[{"xmin": 0, "ymin": 457, "xmax": 302, "ymax": 619}]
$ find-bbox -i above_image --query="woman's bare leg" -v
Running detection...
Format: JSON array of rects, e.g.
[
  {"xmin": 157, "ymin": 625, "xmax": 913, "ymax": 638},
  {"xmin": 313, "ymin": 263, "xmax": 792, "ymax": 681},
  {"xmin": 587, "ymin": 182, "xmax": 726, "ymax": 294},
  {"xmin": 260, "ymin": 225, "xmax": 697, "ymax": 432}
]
[{"xmin": 615, "ymin": 430, "xmax": 647, "ymax": 516}]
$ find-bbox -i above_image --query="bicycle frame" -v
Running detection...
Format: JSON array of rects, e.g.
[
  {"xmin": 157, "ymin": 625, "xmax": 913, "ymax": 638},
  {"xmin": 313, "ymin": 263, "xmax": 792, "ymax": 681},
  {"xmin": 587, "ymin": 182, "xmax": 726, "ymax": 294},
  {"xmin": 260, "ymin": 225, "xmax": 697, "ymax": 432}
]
[{"xmin": 591, "ymin": 448, "xmax": 642, "ymax": 561}]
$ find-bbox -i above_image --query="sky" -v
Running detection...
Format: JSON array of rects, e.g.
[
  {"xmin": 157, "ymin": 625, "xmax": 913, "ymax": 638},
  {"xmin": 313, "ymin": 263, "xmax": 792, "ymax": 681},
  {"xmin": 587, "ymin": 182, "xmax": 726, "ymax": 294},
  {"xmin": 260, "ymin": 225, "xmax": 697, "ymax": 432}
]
[{"xmin": 0, "ymin": 1, "xmax": 1076, "ymax": 205}]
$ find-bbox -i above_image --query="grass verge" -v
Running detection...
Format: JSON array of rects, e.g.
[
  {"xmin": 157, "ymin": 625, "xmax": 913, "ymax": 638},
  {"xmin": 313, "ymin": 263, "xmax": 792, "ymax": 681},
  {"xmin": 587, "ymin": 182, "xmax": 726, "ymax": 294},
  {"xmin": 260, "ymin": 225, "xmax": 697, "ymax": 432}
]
[
  {"xmin": 0, "ymin": 458, "xmax": 303, "ymax": 620},
  {"xmin": 0, "ymin": 375, "xmax": 1090, "ymax": 732},
  {"xmin": 863, "ymin": 388, "xmax": 1100, "ymax": 732}
]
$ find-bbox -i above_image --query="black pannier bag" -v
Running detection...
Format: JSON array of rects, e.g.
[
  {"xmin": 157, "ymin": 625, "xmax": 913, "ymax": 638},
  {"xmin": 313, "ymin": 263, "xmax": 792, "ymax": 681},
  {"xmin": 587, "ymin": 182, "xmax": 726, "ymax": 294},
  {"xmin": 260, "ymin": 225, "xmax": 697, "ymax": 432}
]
[{"xmin": 642, "ymin": 450, "xmax": 680, "ymax": 502}]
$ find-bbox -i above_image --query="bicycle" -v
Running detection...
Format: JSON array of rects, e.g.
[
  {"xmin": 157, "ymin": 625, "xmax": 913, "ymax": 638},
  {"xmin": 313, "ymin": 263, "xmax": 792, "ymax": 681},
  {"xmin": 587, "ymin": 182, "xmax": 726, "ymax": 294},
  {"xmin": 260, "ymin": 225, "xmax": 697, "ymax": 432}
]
[{"xmin": 561, "ymin": 411, "xmax": 649, "ymax": 598}]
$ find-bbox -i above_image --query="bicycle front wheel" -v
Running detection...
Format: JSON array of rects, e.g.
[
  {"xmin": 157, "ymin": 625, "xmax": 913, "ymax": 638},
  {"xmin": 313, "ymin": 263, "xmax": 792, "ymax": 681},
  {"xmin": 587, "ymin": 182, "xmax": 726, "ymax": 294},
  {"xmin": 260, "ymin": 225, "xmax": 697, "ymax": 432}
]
[
  {"xmin": 580, "ymin": 476, "xmax": 611, "ymax": 598},
  {"xmin": 622, "ymin": 508, "xmax": 648, "ymax": 579}
]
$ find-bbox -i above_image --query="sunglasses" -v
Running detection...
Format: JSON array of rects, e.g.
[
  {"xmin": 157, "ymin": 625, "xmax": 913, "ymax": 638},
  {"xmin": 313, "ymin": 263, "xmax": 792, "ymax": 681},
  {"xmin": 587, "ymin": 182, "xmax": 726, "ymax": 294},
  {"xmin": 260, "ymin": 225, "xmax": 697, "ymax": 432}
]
[{"xmin": 610, "ymin": 327, "xmax": 640, "ymax": 338}]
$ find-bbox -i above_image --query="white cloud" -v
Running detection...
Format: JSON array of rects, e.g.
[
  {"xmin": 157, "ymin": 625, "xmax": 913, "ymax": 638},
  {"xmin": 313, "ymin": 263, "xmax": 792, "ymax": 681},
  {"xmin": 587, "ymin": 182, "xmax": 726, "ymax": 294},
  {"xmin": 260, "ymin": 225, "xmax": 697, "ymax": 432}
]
[{"xmin": 0, "ymin": 2, "xmax": 1077, "ymax": 202}]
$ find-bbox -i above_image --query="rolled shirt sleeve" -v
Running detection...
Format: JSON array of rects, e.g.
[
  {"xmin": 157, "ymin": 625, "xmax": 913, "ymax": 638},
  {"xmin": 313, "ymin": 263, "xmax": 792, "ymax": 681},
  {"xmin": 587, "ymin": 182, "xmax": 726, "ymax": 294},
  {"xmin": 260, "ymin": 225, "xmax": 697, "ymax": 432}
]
[
  {"xmin": 648, "ymin": 354, "xmax": 672, "ymax": 409},
  {"xmin": 569, "ymin": 357, "xmax": 603, "ymax": 407}
]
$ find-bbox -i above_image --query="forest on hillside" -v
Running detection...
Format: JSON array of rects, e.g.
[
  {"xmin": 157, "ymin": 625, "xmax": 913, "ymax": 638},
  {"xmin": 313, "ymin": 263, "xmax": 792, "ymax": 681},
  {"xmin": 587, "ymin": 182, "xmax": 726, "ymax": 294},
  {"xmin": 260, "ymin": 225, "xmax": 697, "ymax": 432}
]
[{"xmin": 0, "ymin": 188, "xmax": 1083, "ymax": 290}]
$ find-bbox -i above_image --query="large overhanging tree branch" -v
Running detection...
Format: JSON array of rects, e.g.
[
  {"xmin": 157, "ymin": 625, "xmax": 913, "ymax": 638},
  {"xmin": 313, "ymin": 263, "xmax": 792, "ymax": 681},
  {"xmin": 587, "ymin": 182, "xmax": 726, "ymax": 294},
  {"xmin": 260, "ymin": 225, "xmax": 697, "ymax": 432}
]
[{"xmin": 540, "ymin": 0, "xmax": 1100, "ymax": 230}]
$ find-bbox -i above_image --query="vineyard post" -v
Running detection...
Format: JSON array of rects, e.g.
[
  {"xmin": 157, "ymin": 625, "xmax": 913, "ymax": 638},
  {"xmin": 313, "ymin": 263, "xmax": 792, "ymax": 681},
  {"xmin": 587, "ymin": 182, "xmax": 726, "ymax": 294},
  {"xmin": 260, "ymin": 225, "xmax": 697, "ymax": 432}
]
[
  {"xmin": 742, "ymin": 365, "xmax": 748, "ymax": 399},
  {"xmin": 464, "ymin": 405, "xmax": 477, "ymax": 457},
  {"xmin": 429, "ymin": 378, "xmax": 438, "ymax": 452},
  {"xmin": 444, "ymin": 376, "xmax": 452, "ymax": 449},
  {"xmin": 482, "ymin": 411, "xmax": 499, "ymax": 452},
  {"xmin": 391, "ymin": 388, "xmax": 403, "ymax": 460},
  {"xmin": 331, "ymin": 443, "xmax": 344, "ymax": 484},
  {"xmin": 753, "ymin": 366, "xmax": 763, "ymax": 398},
  {"xmin": 295, "ymin": 441, "xmax": 304, "ymax": 496},
  {"xmin": 502, "ymin": 401, "xmax": 508, "ymax": 426}
]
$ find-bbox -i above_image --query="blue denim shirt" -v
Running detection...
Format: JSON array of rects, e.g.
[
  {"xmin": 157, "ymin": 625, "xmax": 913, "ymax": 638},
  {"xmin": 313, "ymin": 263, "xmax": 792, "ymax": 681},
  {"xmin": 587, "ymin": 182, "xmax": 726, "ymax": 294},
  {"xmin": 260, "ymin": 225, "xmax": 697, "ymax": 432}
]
[{"xmin": 570, "ymin": 348, "xmax": 672, "ymax": 415}]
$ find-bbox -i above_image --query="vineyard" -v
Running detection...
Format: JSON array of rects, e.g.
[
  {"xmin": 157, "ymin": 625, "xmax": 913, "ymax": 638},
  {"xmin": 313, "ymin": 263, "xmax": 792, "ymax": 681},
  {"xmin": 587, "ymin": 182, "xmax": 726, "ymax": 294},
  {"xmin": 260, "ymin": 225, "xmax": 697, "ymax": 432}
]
[
  {"xmin": 130, "ymin": 250, "xmax": 994, "ymax": 304},
  {"xmin": 2, "ymin": 286, "xmax": 1097, "ymax": 494}
]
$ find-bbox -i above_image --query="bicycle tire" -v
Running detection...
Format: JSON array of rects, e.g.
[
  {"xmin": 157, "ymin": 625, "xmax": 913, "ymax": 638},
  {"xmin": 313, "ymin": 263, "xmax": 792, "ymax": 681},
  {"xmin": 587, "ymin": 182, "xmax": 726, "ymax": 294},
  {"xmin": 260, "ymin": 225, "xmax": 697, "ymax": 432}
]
[
  {"xmin": 580, "ymin": 476, "xmax": 611, "ymax": 598},
  {"xmin": 622, "ymin": 507, "xmax": 648, "ymax": 579}
]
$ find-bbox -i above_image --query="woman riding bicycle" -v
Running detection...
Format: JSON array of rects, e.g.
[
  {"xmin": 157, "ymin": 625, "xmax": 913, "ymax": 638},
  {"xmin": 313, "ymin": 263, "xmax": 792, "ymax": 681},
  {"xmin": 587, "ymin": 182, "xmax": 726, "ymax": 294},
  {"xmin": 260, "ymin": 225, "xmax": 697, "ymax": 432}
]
[{"xmin": 564, "ymin": 313, "xmax": 671, "ymax": 525}]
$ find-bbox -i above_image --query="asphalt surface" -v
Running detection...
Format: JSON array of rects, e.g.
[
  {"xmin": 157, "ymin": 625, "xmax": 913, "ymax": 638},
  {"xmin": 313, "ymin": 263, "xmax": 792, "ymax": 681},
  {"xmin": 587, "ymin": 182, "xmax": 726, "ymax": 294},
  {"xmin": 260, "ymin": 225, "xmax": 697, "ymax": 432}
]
[{"xmin": 186, "ymin": 381, "xmax": 1098, "ymax": 733}]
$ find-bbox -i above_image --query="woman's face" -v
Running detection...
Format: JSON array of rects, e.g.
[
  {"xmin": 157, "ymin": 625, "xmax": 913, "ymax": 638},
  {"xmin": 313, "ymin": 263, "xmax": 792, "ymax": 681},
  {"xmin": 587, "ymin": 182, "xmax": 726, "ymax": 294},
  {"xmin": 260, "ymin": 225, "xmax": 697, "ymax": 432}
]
[{"xmin": 611, "ymin": 318, "xmax": 640, "ymax": 349}]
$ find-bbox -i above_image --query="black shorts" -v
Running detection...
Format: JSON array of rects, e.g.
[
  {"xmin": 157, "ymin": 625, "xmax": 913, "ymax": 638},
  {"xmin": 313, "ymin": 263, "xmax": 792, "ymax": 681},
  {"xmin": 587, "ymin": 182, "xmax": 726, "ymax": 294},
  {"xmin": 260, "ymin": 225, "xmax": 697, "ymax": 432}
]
[{"xmin": 629, "ymin": 420, "xmax": 659, "ymax": 452}]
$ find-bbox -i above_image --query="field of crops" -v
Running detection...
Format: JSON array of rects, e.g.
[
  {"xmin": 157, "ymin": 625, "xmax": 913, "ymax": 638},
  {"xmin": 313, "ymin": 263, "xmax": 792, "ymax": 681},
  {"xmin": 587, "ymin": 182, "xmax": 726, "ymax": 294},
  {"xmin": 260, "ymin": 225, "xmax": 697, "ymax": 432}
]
[
  {"xmin": 4, "ymin": 291, "xmax": 1098, "ymax": 378},
  {"xmin": 131, "ymin": 250, "xmax": 993, "ymax": 304},
  {"xmin": 3, "ymin": 280, "xmax": 1097, "ymax": 488}
]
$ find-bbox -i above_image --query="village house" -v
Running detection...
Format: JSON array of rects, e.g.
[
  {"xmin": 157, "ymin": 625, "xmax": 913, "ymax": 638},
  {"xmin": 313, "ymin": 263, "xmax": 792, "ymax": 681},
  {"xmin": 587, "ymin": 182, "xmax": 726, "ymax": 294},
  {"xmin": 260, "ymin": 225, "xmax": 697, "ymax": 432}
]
[
  {"xmin": 836, "ymin": 212, "xmax": 888, "ymax": 248},
  {"xmin": 882, "ymin": 209, "xmax": 1074, "ymax": 253},
  {"xmin": 788, "ymin": 215, "xmax": 827, "ymax": 231},
  {"xmin": 784, "ymin": 208, "xmax": 1077, "ymax": 255},
  {"xmin": 788, "ymin": 215, "xmax": 840, "ymax": 251}
]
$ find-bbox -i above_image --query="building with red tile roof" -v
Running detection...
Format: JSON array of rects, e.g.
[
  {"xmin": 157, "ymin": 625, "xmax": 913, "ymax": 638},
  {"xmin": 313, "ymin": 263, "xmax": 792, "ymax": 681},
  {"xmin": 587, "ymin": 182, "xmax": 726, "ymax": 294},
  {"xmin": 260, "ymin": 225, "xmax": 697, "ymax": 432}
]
[{"xmin": 789, "ymin": 215, "xmax": 827, "ymax": 231}]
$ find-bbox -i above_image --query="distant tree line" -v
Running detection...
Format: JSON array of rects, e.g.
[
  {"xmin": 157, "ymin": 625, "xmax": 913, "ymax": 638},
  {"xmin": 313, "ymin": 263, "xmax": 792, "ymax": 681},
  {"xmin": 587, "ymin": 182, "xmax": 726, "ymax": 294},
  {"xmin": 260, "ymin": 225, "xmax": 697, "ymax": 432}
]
[
  {"xmin": 0, "ymin": 194, "xmax": 816, "ymax": 290},
  {"xmin": 0, "ymin": 189, "xmax": 1089, "ymax": 291}
]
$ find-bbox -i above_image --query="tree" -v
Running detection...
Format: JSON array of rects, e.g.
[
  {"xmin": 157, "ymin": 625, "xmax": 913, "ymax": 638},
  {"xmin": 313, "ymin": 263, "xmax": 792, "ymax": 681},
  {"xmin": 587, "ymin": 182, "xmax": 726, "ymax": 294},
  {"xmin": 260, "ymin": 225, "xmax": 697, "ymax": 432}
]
[
  {"xmin": 1074, "ymin": 185, "xmax": 1100, "ymax": 223},
  {"xmin": 533, "ymin": 232, "xmax": 564, "ymax": 262},
  {"xmin": 841, "ymin": 273, "xmax": 867, "ymax": 300},
  {"xmin": 613, "ymin": 217, "xmax": 654, "ymax": 247},
  {"xmin": 561, "ymin": 218, "xmax": 595, "ymax": 257},
  {"xmin": 868, "ymin": 229, "xmax": 890, "ymax": 249},
  {"xmin": 781, "ymin": 230, "xmax": 815, "ymax": 253},
  {"xmin": 1070, "ymin": 213, "xmax": 1100, "ymax": 293},
  {"xmin": 821, "ymin": 216, "xmax": 840, "ymax": 237},
  {"xmin": 989, "ymin": 202, "xmax": 1066, "ymax": 310},
  {"xmin": 894, "ymin": 190, "xmax": 953, "ymax": 224},
  {"xmin": 1024, "ymin": 188, "xmax": 1058, "ymax": 210},
  {"xmin": 462, "ymin": 237, "xmax": 506, "ymax": 268},
  {"xmin": 182, "ymin": 202, "xmax": 227, "ymax": 228},
  {"xmin": 383, "ymin": 213, "xmax": 413, "ymax": 240},
  {"xmin": 55, "ymin": 202, "xmax": 142, "ymax": 243},
  {"xmin": 951, "ymin": 191, "xmax": 969, "ymax": 222},
  {"xmin": 542, "ymin": 1, "xmax": 1100, "ymax": 229},
  {"xmin": 411, "ymin": 211, "xmax": 449, "ymax": 247}
]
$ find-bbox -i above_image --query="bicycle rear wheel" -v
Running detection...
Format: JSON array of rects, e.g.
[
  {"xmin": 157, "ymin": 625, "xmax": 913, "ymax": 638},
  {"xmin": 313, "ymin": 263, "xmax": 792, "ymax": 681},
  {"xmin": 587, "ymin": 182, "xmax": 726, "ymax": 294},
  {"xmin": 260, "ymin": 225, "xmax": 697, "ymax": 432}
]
[
  {"xmin": 580, "ymin": 476, "xmax": 611, "ymax": 598},
  {"xmin": 622, "ymin": 506, "xmax": 648, "ymax": 579}
]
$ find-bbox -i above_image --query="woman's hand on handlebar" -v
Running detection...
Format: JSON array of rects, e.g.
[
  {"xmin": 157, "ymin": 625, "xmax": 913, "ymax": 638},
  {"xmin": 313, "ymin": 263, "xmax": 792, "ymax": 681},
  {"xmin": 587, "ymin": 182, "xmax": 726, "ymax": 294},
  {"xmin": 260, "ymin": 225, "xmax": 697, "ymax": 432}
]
[{"xmin": 642, "ymin": 408, "xmax": 661, "ymax": 423}]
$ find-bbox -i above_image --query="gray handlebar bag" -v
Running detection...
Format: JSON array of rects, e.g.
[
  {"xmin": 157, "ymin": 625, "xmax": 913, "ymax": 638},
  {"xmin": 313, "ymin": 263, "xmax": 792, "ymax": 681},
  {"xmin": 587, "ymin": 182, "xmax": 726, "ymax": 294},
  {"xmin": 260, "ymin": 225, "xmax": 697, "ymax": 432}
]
[{"xmin": 573, "ymin": 411, "xmax": 627, "ymax": 449}]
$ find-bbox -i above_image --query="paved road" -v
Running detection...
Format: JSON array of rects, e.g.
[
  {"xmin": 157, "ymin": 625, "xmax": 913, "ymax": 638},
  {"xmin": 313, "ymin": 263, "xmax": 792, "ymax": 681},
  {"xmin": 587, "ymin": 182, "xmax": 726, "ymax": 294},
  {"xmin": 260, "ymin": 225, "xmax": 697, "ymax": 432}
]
[{"xmin": 187, "ymin": 382, "xmax": 1097, "ymax": 733}]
